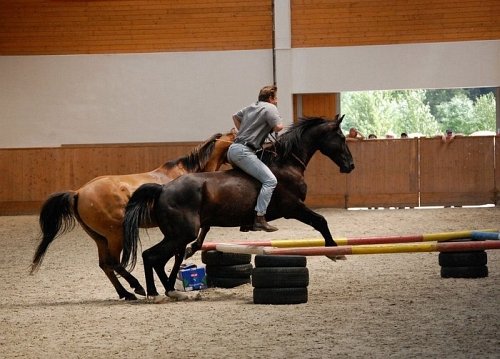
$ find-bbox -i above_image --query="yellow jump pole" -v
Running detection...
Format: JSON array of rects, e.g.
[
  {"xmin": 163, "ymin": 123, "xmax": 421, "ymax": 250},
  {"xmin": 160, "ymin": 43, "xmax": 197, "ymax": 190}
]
[
  {"xmin": 201, "ymin": 229, "xmax": 497, "ymax": 250},
  {"xmin": 261, "ymin": 240, "xmax": 500, "ymax": 256}
]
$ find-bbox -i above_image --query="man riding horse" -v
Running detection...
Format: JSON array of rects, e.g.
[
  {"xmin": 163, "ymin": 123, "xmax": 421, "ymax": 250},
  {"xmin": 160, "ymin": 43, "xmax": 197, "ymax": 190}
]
[{"xmin": 228, "ymin": 85, "xmax": 284, "ymax": 232}]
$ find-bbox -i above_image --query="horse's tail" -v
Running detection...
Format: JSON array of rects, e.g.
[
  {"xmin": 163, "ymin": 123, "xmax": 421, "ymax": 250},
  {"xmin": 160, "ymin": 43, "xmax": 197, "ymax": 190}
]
[
  {"xmin": 121, "ymin": 183, "xmax": 163, "ymax": 271},
  {"xmin": 31, "ymin": 191, "xmax": 77, "ymax": 274}
]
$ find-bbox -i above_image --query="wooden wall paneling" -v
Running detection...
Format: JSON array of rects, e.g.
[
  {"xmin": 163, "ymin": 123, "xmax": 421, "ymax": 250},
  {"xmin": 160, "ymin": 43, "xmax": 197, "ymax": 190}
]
[
  {"xmin": 1, "ymin": 137, "xmax": 498, "ymax": 215},
  {"xmin": 292, "ymin": 0, "xmax": 500, "ymax": 48},
  {"xmin": 420, "ymin": 136, "xmax": 495, "ymax": 206},
  {"xmin": 345, "ymin": 139, "xmax": 419, "ymax": 208},
  {"xmin": 300, "ymin": 93, "xmax": 337, "ymax": 119},
  {"xmin": 0, "ymin": 0, "xmax": 273, "ymax": 55},
  {"xmin": 0, "ymin": 149, "xmax": 23, "ymax": 201},
  {"xmin": 0, "ymin": 142, "xmax": 203, "ymax": 215}
]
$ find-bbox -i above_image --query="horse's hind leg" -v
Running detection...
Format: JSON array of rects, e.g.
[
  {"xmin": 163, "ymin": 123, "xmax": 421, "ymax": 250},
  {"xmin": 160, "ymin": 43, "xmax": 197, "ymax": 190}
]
[
  {"xmin": 167, "ymin": 248, "xmax": 186, "ymax": 292},
  {"xmin": 143, "ymin": 239, "xmax": 190, "ymax": 300},
  {"xmin": 114, "ymin": 265, "xmax": 146, "ymax": 297},
  {"xmin": 106, "ymin": 233, "xmax": 146, "ymax": 296},
  {"xmin": 142, "ymin": 246, "xmax": 160, "ymax": 298},
  {"xmin": 142, "ymin": 238, "xmax": 176, "ymax": 298},
  {"xmin": 91, "ymin": 232, "xmax": 139, "ymax": 300},
  {"xmin": 164, "ymin": 249, "xmax": 190, "ymax": 301}
]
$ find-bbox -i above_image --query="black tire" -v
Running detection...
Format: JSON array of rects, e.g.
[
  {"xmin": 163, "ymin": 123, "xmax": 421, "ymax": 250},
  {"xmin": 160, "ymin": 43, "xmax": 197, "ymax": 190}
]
[
  {"xmin": 201, "ymin": 250, "xmax": 252, "ymax": 266},
  {"xmin": 206, "ymin": 263, "xmax": 253, "ymax": 278},
  {"xmin": 253, "ymin": 287, "xmax": 308, "ymax": 305},
  {"xmin": 252, "ymin": 267, "xmax": 309, "ymax": 288},
  {"xmin": 254, "ymin": 254, "xmax": 307, "ymax": 268},
  {"xmin": 438, "ymin": 251, "xmax": 487, "ymax": 267},
  {"xmin": 207, "ymin": 276, "xmax": 251, "ymax": 288},
  {"xmin": 440, "ymin": 265, "xmax": 488, "ymax": 278}
]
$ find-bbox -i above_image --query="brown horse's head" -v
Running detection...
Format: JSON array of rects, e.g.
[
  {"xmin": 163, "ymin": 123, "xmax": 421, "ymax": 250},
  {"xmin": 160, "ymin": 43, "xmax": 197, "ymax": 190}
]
[{"xmin": 201, "ymin": 129, "xmax": 236, "ymax": 172}]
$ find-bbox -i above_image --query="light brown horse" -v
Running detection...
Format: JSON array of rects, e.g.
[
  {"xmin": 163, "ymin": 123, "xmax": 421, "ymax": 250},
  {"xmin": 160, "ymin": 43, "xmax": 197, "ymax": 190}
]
[{"xmin": 31, "ymin": 131, "xmax": 235, "ymax": 300}]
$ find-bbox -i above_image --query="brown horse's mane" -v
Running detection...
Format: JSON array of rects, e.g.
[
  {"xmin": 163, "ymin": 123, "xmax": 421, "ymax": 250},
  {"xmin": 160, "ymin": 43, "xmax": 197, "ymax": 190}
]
[
  {"xmin": 273, "ymin": 116, "xmax": 339, "ymax": 162},
  {"xmin": 161, "ymin": 132, "xmax": 222, "ymax": 171}
]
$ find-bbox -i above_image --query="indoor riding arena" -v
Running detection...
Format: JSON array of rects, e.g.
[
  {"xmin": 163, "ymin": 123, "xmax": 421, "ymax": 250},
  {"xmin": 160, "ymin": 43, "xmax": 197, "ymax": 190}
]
[{"xmin": 1, "ymin": 1, "xmax": 499, "ymax": 358}]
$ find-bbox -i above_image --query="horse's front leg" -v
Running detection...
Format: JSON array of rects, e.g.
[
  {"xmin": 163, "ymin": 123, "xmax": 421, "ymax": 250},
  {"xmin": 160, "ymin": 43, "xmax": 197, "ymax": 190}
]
[
  {"xmin": 292, "ymin": 204, "xmax": 336, "ymax": 246},
  {"xmin": 291, "ymin": 204, "xmax": 347, "ymax": 261},
  {"xmin": 185, "ymin": 226, "xmax": 210, "ymax": 260}
]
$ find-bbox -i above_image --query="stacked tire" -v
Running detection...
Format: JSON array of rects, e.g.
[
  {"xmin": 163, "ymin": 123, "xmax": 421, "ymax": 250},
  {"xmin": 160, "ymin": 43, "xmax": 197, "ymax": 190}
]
[
  {"xmin": 252, "ymin": 255, "xmax": 309, "ymax": 305},
  {"xmin": 439, "ymin": 250, "xmax": 488, "ymax": 278},
  {"xmin": 202, "ymin": 250, "xmax": 253, "ymax": 288}
]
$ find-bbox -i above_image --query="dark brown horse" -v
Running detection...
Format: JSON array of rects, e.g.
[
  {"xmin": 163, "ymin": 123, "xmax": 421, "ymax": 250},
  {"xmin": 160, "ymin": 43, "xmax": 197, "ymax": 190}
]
[
  {"xmin": 121, "ymin": 116, "xmax": 354, "ymax": 300},
  {"xmin": 31, "ymin": 130, "xmax": 235, "ymax": 300}
]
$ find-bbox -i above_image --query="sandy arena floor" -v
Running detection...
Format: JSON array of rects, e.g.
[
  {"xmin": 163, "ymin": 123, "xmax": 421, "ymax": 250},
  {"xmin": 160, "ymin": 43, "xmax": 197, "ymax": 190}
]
[{"xmin": 0, "ymin": 206, "xmax": 499, "ymax": 358}]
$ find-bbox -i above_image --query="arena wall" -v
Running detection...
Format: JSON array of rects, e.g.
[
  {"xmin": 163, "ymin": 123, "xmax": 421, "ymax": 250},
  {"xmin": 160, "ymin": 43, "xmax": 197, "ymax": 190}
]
[{"xmin": 0, "ymin": 136, "xmax": 497, "ymax": 215}]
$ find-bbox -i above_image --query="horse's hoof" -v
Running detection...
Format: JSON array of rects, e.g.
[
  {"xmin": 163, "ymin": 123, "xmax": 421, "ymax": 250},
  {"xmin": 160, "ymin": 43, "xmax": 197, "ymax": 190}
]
[
  {"xmin": 184, "ymin": 247, "xmax": 194, "ymax": 260},
  {"xmin": 146, "ymin": 295, "xmax": 168, "ymax": 304},
  {"xmin": 134, "ymin": 287, "xmax": 146, "ymax": 297},
  {"xmin": 166, "ymin": 290, "xmax": 189, "ymax": 301},
  {"xmin": 326, "ymin": 254, "xmax": 347, "ymax": 262},
  {"xmin": 120, "ymin": 292, "xmax": 138, "ymax": 301}
]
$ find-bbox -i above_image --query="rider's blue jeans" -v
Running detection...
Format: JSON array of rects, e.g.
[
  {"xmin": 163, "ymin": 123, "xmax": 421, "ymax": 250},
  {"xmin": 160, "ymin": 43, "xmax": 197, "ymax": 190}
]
[{"xmin": 227, "ymin": 143, "xmax": 277, "ymax": 216}]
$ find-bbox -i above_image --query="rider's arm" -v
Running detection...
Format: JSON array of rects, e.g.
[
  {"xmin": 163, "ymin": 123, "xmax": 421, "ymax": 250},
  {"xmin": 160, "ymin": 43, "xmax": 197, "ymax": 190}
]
[
  {"xmin": 232, "ymin": 115, "xmax": 242, "ymax": 130},
  {"xmin": 273, "ymin": 123, "xmax": 284, "ymax": 133}
]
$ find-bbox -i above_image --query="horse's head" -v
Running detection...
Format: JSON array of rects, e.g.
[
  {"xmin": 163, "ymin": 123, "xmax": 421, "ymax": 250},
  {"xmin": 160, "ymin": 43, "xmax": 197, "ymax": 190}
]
[
  {"xmin": 318, "ymin": 115, "xmax": 355, "ymax": 173},
  {"xmin": 273, "ymin": 116, "xmax": 354, "ymax": 173},
  {"xmin": 204, "ymin": 129, "xmax": 236, "ymax": 171}
]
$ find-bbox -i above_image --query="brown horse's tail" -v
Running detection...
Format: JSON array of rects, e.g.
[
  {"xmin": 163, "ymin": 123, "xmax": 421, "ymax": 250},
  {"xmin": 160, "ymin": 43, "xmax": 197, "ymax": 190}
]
[
  {"xmin": 31, "ymin": 191, "xmax": 77, "ymax": 274},
  {"xmin": 121, "ymin": 183, "xmax": 163, "ymax": 272}
]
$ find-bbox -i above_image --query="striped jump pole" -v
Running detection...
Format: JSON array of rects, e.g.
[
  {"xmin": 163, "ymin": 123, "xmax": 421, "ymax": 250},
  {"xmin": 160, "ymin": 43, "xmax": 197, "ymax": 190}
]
[
  {"xmin": 214, "ymin": 240, "xmax": 500, "ymax": 257},
  {"xmin": 201, "ymin": 229, "xmax": 498, "ymax": 251}
]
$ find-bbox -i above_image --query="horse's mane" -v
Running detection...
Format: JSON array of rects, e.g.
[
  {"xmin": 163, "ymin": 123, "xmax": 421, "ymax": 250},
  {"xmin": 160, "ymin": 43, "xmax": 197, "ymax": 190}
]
[
  {"xmin": 161, "ymin": 132, "xmax": 222, "ymax": 171},
  {"xmin": 274, "ymin": 117, "xmax": 336, "ymax": 161}
]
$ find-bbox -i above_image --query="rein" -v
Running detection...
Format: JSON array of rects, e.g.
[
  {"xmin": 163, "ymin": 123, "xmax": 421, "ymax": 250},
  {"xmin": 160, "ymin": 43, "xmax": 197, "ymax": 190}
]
[
  {"xmin": 268, "ymin": 132, "xmax": 306, "ymax": 170},
  {"xmin": 291, "ymin": 152, "xmax": 307, "ymax": 170}
]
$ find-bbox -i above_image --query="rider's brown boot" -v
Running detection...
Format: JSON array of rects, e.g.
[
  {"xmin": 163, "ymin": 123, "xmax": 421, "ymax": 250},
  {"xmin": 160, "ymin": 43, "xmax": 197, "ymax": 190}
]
[{"xmin": 253, "ymin": 215, "xmax": 278, "ymax": 232}]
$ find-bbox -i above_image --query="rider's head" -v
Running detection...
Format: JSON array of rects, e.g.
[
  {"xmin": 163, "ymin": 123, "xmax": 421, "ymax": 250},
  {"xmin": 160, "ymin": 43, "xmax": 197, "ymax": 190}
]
[{"xmin": 258, "ymin": 85, "xmax": 278, "ymax": 105}]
